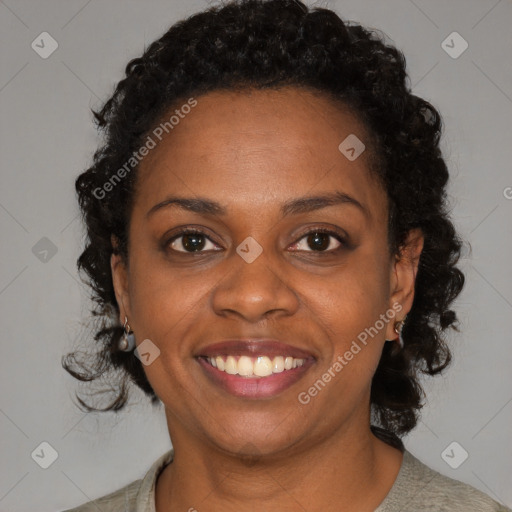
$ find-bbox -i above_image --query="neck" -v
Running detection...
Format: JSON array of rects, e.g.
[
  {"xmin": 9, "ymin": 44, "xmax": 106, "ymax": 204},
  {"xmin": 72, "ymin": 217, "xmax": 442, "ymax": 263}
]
[{"xmin": 155, "ymin": 411, "xmax": 403, "ymax": 512}]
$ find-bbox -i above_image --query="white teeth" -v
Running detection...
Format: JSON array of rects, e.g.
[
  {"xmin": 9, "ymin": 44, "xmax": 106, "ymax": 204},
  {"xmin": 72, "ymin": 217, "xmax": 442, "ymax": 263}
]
[
  {"xmin": 205, "ymin": 355, "xmax": 306, "ymax": 377},
  {"xmin": 273, "ymin": 356, "xmax": 285, "ymax": 373},
  {"xmin": 215, "ymin": 356, "xmax": 225, "ymax": 371},
  {"xmin": 237, "ymin": 356, "xmax": 253, "ymax": 376},
  {"xmin": 254, "ymin": 356, "xmax": 273, "ymax": 377},
  {"xmin": 225, "ymin": 355, "xmax": 238, "ymax": 375}
]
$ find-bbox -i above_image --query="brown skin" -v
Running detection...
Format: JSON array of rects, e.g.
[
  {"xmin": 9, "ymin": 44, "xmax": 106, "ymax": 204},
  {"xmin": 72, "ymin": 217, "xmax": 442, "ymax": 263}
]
[{"xmin": 111, "ymin": 87, "xmax": 424, "ymax": 511}]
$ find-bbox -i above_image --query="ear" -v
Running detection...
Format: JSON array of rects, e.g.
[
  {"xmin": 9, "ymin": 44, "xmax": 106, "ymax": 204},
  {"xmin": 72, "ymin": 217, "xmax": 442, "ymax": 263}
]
[
  {"xmin": 385, "ymin": 227, "xmax": 424, "ymax": 341},
  {"xmin": 110, "ymin": 234, "xmax": 131, "ymax": 324}
]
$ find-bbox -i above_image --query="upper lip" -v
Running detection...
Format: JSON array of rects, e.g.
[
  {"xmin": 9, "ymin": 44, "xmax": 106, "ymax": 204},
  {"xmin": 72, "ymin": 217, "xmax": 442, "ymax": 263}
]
[{"xmin": 196, "ymin": 339, "xmax": 316, "ymax": 360}]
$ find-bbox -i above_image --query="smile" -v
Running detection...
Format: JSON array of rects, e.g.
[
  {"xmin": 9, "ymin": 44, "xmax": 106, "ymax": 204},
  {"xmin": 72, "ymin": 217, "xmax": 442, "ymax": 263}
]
[
  {"xmin": 203, "ymin": 355, "xmax": 306, "ymax": 378},
  {"xmin": 196, "ymin": 354, "xmax": 315, "ymax": 399}
]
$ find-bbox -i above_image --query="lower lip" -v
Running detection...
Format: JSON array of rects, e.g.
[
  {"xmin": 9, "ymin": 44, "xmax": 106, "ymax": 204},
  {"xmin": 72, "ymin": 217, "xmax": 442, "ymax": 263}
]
[{"xmin": 196, "ymin": 357, "xmax": 315, "ymax": 399}]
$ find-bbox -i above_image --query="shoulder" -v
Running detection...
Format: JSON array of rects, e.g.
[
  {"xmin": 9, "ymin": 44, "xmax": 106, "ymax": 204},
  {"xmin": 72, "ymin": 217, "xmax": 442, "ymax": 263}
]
[
  {"xmin": 377, "ymin": 449, "xmax": 511, "ymax": 512},
  {"xmin": 60, "ymin": 449, "xmax": 174, "ymax": 512},
  {"xmin": 61, "ymin": 480, "xmax": 140, "ymax": 512}
]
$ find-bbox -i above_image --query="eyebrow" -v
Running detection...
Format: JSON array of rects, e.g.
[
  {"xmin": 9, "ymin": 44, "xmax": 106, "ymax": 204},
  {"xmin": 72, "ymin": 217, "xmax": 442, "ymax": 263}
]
[{"xmin": 146, "ymin": 191, "xmax": 369, "ymax": 220}]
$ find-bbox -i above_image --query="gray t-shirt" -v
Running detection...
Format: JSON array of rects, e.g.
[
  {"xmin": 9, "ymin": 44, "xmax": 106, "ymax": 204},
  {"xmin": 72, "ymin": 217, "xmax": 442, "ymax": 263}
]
[{"xmin": 62, "ymin": 448, "xmax": 511, "ymax": 511}]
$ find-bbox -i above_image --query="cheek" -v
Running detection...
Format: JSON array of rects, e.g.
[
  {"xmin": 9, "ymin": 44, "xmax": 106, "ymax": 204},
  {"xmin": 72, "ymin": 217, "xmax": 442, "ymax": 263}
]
[
  {"xmin": 126, "ymin": 230, "xmax": 391, "ymax": 391},
  {"xmin": 311, "ymin": 250, "xmax": 390, "ymax": 334},
  {"xmin": 126, "ymin": 254, "xmax": 214, "ymax": 404},
  {"xmin": 305, "ymin": 250, "xmax": 391, "ymax": 380},
  {"xmin": 129, "ymin": 258, "xmax": 212, "ymax": 347}
]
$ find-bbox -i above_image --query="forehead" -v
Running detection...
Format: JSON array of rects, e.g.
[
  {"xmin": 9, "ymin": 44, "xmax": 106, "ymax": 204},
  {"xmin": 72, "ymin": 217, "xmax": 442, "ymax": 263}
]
[{"xmin": 135, "ymin": 87, "xmax": 386, "ymax": 222}]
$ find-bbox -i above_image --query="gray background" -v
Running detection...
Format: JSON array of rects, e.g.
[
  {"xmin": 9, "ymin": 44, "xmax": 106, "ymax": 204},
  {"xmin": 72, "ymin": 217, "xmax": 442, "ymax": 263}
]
[{"xmin": 1, "ymin": 0, "xmax": 511, "ymax": 510}]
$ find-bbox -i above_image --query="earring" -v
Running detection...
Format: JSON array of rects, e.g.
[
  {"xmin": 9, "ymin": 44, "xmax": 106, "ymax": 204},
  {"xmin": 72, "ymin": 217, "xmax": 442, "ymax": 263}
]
[
  {"xmin": 118, "ymin": 316, "xmax": 136, "ymax": 352},
  {"xmin": 394, "ymin": 314, "xmax": 408, "ymax": 349}
]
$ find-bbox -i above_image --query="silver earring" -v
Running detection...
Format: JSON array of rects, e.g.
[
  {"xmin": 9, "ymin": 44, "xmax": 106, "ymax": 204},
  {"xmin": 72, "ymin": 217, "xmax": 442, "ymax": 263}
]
[
  {"xmin": 394, "ymin": 314, "xmax": 408, "ymax": 348},
  {"xmin": 118, "ymin": 316, "xmax": 136, "ymax": 352}
]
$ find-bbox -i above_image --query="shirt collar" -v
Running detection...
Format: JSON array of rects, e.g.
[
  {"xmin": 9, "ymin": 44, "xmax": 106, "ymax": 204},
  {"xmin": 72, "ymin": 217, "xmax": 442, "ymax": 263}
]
[{"xmin": 135, "ymin": 448, "xmax": 174, "ymax": 512}]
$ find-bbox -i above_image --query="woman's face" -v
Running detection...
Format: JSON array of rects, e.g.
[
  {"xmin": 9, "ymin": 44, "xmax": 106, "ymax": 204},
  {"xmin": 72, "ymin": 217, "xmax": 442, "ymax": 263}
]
[{"xmin": 112, "ymin": 87, "xmax": 422, "ymax": 457}]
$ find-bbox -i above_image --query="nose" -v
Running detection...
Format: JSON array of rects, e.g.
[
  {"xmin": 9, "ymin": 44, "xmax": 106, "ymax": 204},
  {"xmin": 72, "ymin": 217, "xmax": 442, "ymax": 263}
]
[{"xmin": 211, "ymin": 246, "xmax": 300, "ymax": 323}]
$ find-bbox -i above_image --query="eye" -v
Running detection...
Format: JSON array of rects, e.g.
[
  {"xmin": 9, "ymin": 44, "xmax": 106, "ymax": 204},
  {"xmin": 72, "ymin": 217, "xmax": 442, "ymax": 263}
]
[
  {"xmin": 165, "ymin": 227, "xmax": 347, "ymax": 254},
  {"xmin": 167, "ymin": 228, "xmax": 220, "ymax": 253},
  {"xmin": 289, "ymin": 229, "xmax": 346, "ymax": 253}
]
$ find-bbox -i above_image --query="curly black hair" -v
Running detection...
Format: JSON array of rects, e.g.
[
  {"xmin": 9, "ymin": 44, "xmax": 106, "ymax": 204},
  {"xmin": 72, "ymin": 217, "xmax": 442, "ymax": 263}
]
[{"xmin": 62, "ymin": 0, "xmax": 465, "ymax": 440}]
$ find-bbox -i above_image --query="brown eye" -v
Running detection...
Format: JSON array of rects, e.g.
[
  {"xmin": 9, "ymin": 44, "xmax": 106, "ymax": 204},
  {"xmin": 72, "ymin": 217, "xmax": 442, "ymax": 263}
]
[
  {"xmin": 290, "ymin": 229, "xmax": 345, "ymax": 253},
  {"xmin": 306, "ymin": 232, "xmax": 331, "ymax": 251},
  {"xmin": 167, "ymin": 230, "xmax": 219, "ymax": 253}
]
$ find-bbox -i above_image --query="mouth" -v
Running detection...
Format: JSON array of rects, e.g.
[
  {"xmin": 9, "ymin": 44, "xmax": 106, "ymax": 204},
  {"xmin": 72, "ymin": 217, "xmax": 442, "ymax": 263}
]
[{"xmin": 195, "ymin": 340, "xmax": 316, "ymax": 399}]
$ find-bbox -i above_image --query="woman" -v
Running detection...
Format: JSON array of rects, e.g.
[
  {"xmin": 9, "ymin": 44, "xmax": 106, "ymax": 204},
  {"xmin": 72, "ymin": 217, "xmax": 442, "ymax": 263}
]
[{"xmin": 61, "ymin": 0, "xmax": 511, "ymax": 510}]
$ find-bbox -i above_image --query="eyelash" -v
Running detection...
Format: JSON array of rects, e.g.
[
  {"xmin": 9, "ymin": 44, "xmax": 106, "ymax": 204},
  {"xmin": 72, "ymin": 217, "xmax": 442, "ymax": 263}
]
[{"xmin": 164, "ymin": 227, "xmax": 348, "ymax": 254}]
